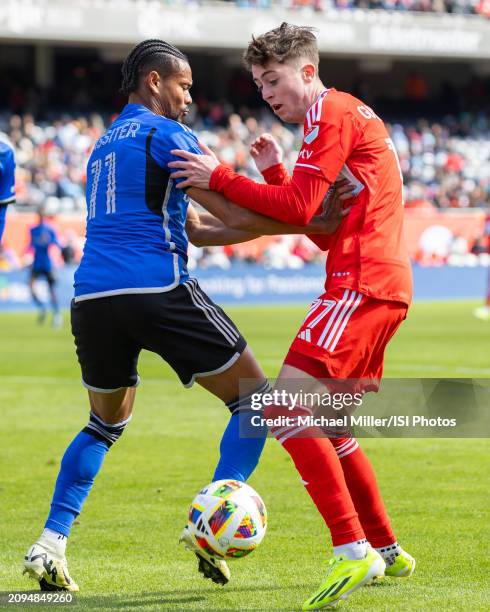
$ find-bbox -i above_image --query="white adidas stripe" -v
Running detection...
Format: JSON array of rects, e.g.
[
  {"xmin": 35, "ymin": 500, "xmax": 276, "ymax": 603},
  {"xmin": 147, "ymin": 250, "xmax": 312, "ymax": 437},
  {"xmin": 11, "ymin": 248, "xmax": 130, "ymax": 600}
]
[
  {"xmin": 326, "ymin": 292, "xmax": 363, "ymax": 352},
  {"xmin": 184, "ymin": 280, "xmax": 238, "ymax": 345},
  {"xmin": 191, "ymin": 279, "xmax": 240, "ymax": 342},
  {"xmin": 306, "ymin": 108, "xmax": 312, "ymax": 129},
  {"xmin": 337, "ymin": 440, "xmax": 359, "ymax": 458},
  {"xmin": 334, "ymin": 438, "xmax": 356, "ymax": 454},
  {"xmin": 86, "ymin": 423, "xmax": 117, "ymax": 442},
  {"xmin": 188, "ymin": 278, "xmax": 238, "ymax": 341},
  {"xmin": 277, "ymin": 425, "xmax": 310, "ymax": 445},
  {"xmin": 305, "ymin": 89, "xmax": 329, "ymax": 126},
  {"xmin": 322, "ymin": 291, "xmax": 360, "ymax": 351},
  {"xmin": 316, "ymin": 289, "xmax": 350, "ymax": 347},
  {"xmin": 314, "ymin": 90, "xmax": 328, "ymax": 121},
  {"xmin": 189, "ymin": 282, "xmax": 238, "ymax": 345}
]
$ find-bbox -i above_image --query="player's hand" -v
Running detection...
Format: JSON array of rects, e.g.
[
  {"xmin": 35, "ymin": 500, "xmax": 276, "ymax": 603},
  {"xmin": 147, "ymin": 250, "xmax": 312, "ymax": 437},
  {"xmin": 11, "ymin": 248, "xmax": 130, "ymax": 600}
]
[
  {"xmin": 309, "ymin": 179, "xmax": 357, "ymax": 235},
  {"xmin": 250, "ymin": 133, "xmax": 283, "ymax": 173},
  {"xmin": 169, "ymin": 144, "xmax": 220, "ymax": 190}
]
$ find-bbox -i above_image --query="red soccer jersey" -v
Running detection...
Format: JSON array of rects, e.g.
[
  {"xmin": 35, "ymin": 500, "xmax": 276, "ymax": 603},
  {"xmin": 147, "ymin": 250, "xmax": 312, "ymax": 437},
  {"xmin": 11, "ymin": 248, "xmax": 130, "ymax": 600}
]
[
  {"xmin": 297, "ymin": 89, "xmax": 412, "ymax": 305},
  {"xmin": 210, "ymin": 88, "xmax": 413, "ymax": 305}
]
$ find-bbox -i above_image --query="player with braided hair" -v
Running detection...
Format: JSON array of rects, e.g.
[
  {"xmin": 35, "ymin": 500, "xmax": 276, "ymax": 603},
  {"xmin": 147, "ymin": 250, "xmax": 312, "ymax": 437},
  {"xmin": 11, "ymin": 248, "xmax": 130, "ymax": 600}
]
[
  {"xmin": 120, "ymin": 39, "xmax": 187, "ymax": 96},
  {"xmin": 22, "ymin": 38, "xmax": 351, "ymax": 593}
]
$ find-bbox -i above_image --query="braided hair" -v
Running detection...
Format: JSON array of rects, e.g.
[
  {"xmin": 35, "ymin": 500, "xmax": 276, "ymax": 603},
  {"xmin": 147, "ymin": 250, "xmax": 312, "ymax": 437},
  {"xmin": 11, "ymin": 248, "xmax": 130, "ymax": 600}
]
[{"xmin": 120, "ymin": 39, "xmax": 188, "ymax": 96}]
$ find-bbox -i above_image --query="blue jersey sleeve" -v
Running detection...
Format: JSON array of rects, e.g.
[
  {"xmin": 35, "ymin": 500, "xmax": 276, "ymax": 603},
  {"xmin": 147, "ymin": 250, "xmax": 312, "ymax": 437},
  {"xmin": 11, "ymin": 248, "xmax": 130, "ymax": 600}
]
[
  {"xmin": 150, "ymin": 123, "xmax": 201, "ymax": 183},
  {"xmin": 0, "ymin": 145, "xmax": 16, "ymax": 205}
]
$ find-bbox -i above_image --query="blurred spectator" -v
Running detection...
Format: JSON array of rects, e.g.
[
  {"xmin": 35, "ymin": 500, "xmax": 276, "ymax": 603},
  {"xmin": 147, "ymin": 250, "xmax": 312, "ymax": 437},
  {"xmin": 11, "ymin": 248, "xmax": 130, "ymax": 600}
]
[
  {"xmin": 1, "ymin": 114, "xmax": 102, "ymax": 213},
  {"xmin": 263, "ymin": 237, "xmax": 306, "ymax": 269},
  {"xmin": 199, "ymin": 246, "xmax": 233, "ymax": 269},
  {"xmin": 1, "ymin": 102, "xmax": 489, "ymax": 270},
  {"xmin": 223, "ymin": 0, "xmax": 486, "ymax": 12},
  {"xmin": 404, "ymin": 73, "xmax": 428, "ymax": 101}
]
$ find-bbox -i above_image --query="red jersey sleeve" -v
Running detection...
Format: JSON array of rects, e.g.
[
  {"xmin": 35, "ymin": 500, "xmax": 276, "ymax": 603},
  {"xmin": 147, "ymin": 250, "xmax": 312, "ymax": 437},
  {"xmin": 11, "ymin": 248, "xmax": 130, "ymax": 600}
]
[
  {"xmin": 261, "ymin": 163, "xmax": 292, "ymax": 186},
  {"xmin": 210, "ymin": 164, "xmax": 330, "ymax": 226},
  {"xmin": 295, "ymin": 98, "xmax": 362, "ymax": 184}
]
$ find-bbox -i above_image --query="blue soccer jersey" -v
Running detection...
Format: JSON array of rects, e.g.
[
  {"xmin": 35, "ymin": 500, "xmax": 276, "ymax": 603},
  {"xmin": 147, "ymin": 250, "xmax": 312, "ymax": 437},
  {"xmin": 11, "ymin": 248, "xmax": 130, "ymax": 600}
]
[
  {"xmin": 74, "ymin": 104, "xmax": 200, "ymax": 301},
  {"xmin": 30, "ymin": 222, "xmax": 60, "ymax": 272},
  {"xmin": 0, "ymin": 139, "xmax": 16, "ymax": 241}
]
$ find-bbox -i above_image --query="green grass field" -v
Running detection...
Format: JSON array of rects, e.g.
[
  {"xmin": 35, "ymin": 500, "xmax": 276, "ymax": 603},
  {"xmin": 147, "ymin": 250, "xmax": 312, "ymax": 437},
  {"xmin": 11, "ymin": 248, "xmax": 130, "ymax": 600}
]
[{"xmin": 0, "ymin": 301, "xmax": 489, "ymax": 611}]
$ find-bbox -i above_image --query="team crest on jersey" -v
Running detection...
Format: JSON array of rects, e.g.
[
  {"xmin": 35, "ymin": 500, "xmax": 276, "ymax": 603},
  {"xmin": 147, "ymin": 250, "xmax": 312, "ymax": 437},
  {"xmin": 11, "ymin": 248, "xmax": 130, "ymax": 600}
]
[{"xmin": 304, "ymin": 125, "xmax": 319, "ymax": 145}]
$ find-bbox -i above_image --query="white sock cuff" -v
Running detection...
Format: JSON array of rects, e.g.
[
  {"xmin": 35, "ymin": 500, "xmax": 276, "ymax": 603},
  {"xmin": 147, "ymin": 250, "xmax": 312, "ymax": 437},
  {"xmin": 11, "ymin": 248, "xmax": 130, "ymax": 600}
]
[{"xmin": 333, "ymin": 538, "xmax": 368, "ymax": 561}]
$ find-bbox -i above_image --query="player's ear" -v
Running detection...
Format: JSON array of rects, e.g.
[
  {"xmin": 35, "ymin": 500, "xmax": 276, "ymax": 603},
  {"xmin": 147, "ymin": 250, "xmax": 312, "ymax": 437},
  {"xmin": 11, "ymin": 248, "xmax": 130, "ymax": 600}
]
[
  {"xmin": 147, "ymin": 70, "xmax": 161, "ymax": 96},
  {"xmin": 301, "ymin": 63, "xmax": 316, "ymax": 84}
]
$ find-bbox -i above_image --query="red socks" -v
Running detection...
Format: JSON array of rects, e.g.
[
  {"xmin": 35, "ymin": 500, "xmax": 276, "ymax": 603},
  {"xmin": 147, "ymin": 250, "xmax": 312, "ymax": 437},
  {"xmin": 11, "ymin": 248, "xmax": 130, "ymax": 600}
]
[
  {"xmin": 266, "ymin": 406, "xmax": 365, "ymax": 546},
  {"xmin": 330, "ymin": 437, "xmax": 396, "ymax": 548}
]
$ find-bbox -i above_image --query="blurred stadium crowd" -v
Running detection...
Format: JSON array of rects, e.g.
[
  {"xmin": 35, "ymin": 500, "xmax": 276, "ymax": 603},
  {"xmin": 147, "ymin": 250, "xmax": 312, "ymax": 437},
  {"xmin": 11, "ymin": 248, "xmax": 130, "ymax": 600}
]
[
  {"xmin": 0, "ymin": 103, "xmax": 488, "ymax": 271},
  {"xmin": 223, "ymin": 0, "xmax": 489, "ymax": 15},
  {"xmin": 93, "ymin": 0, "xmax": 490, "ymax": 16},
  {"xmin": 2, "ymin": 108, "xmax": 488, "ymax": 213}
]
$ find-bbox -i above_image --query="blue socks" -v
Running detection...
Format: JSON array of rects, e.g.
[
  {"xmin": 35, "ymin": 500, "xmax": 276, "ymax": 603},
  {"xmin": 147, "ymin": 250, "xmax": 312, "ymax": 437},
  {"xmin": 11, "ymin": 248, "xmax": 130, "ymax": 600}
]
[
  {"xmin": 45, "ymin": 431, "xmax": 108, "ymax": 536},
  {"xmin": 213, "ymin": 382, "xmax": 270, "ymax": 482},
  {"xmin": 45, "ymin": 382, "xmax": 270, "ymax": 539},
  {"xmin": 213, "ymin": 411, "xmax": 267, "ymax": 482},
  {"xmin": 45, "ymin": 413, "xmax": 131, "ymax": 537}
]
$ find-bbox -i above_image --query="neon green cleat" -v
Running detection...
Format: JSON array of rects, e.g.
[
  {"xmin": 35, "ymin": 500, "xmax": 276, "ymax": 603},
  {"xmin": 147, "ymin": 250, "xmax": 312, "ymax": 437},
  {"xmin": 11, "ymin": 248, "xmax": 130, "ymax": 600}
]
[
  {"xmin": 384, "ymin": 548, "xmax": 416, "ymax": 578},
  {"xmin": 474, "ymin": 306, "xmax": 490, "ymax": 321},
  {"xmin": 302, "ymin": 547, "xmax": 385, "ymax": 610}
]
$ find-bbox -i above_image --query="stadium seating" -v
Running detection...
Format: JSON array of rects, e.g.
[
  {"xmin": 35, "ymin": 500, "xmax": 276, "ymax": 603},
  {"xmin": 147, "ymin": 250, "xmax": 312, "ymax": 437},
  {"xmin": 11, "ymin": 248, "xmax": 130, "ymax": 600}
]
[
  {"xmin": 1, "ymin": 108, "xmax": 488, "ymax": 271},
  {"xmin": 2, "ymin": 110, "xmax": 488, "ymax": 213}
]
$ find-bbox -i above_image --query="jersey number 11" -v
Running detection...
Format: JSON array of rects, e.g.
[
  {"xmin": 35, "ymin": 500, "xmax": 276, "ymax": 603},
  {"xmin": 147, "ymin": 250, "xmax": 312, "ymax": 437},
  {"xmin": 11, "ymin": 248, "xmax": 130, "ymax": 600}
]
[{"xmin": 89, "ymin": 152, "xmax": 117, "ymax": 219}]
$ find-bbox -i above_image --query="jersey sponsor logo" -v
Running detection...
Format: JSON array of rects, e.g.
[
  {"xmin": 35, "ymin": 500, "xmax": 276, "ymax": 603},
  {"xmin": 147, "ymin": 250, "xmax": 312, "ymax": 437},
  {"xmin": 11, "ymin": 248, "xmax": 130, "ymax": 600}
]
[
  {"xmin": 298, "ymin": 149, "xmax": 314, "ymax": 160},
  {"xmin": 304, "ymin": 125, "xmax": 319, "ymax": 144}
]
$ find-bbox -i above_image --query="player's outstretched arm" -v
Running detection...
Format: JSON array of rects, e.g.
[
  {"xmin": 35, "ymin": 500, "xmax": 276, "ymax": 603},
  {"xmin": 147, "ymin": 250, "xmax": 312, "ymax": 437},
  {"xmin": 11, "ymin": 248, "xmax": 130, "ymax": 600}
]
[
  {"xmin": 170, "ymin": 152, "xmax": 330, "ymax": 226},
  {"xmin": 187, "ymin": 188, "xmax": 342, "ymax": 246},
  {"xmin": 185, "ymin": 202, "xmax": 260, "ymax": 247}
]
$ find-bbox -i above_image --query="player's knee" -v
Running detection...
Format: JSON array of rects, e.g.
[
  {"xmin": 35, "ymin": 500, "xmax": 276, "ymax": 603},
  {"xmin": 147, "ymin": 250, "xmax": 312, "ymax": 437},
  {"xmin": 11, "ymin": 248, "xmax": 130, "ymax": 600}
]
[
  {"xmin": 225, "ymin": 379, "xmax": 271, "ymax": 416},
  {"xmin": 82, "ymin": 411, "xmax": 132, "ymax": 448}
]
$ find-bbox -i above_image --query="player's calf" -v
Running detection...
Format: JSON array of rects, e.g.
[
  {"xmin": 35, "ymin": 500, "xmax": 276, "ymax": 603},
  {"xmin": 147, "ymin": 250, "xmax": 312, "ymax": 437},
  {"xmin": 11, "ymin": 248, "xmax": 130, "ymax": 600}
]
[
  {"xmin": 182, "ymin": 380, "xmax": 271, "ymax": 585},
  {"xmin": 24, "ymin": 410, "xmax": 132, "ymax": 591}
]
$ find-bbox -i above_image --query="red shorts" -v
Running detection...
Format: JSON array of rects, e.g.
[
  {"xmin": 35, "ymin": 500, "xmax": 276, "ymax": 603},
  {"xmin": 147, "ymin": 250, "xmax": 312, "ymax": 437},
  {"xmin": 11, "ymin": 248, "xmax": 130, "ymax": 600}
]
[{"xmin": 285, "ymin": 287, "xmax": 408, "ymax": 392}]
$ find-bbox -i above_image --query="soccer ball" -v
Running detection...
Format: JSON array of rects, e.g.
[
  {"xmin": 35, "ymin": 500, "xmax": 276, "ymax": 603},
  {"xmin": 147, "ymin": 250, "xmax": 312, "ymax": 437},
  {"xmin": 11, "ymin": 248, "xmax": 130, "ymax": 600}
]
[{"xmin": 187, "ymin": 479, "xmax": 267, "ymax": 559}]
